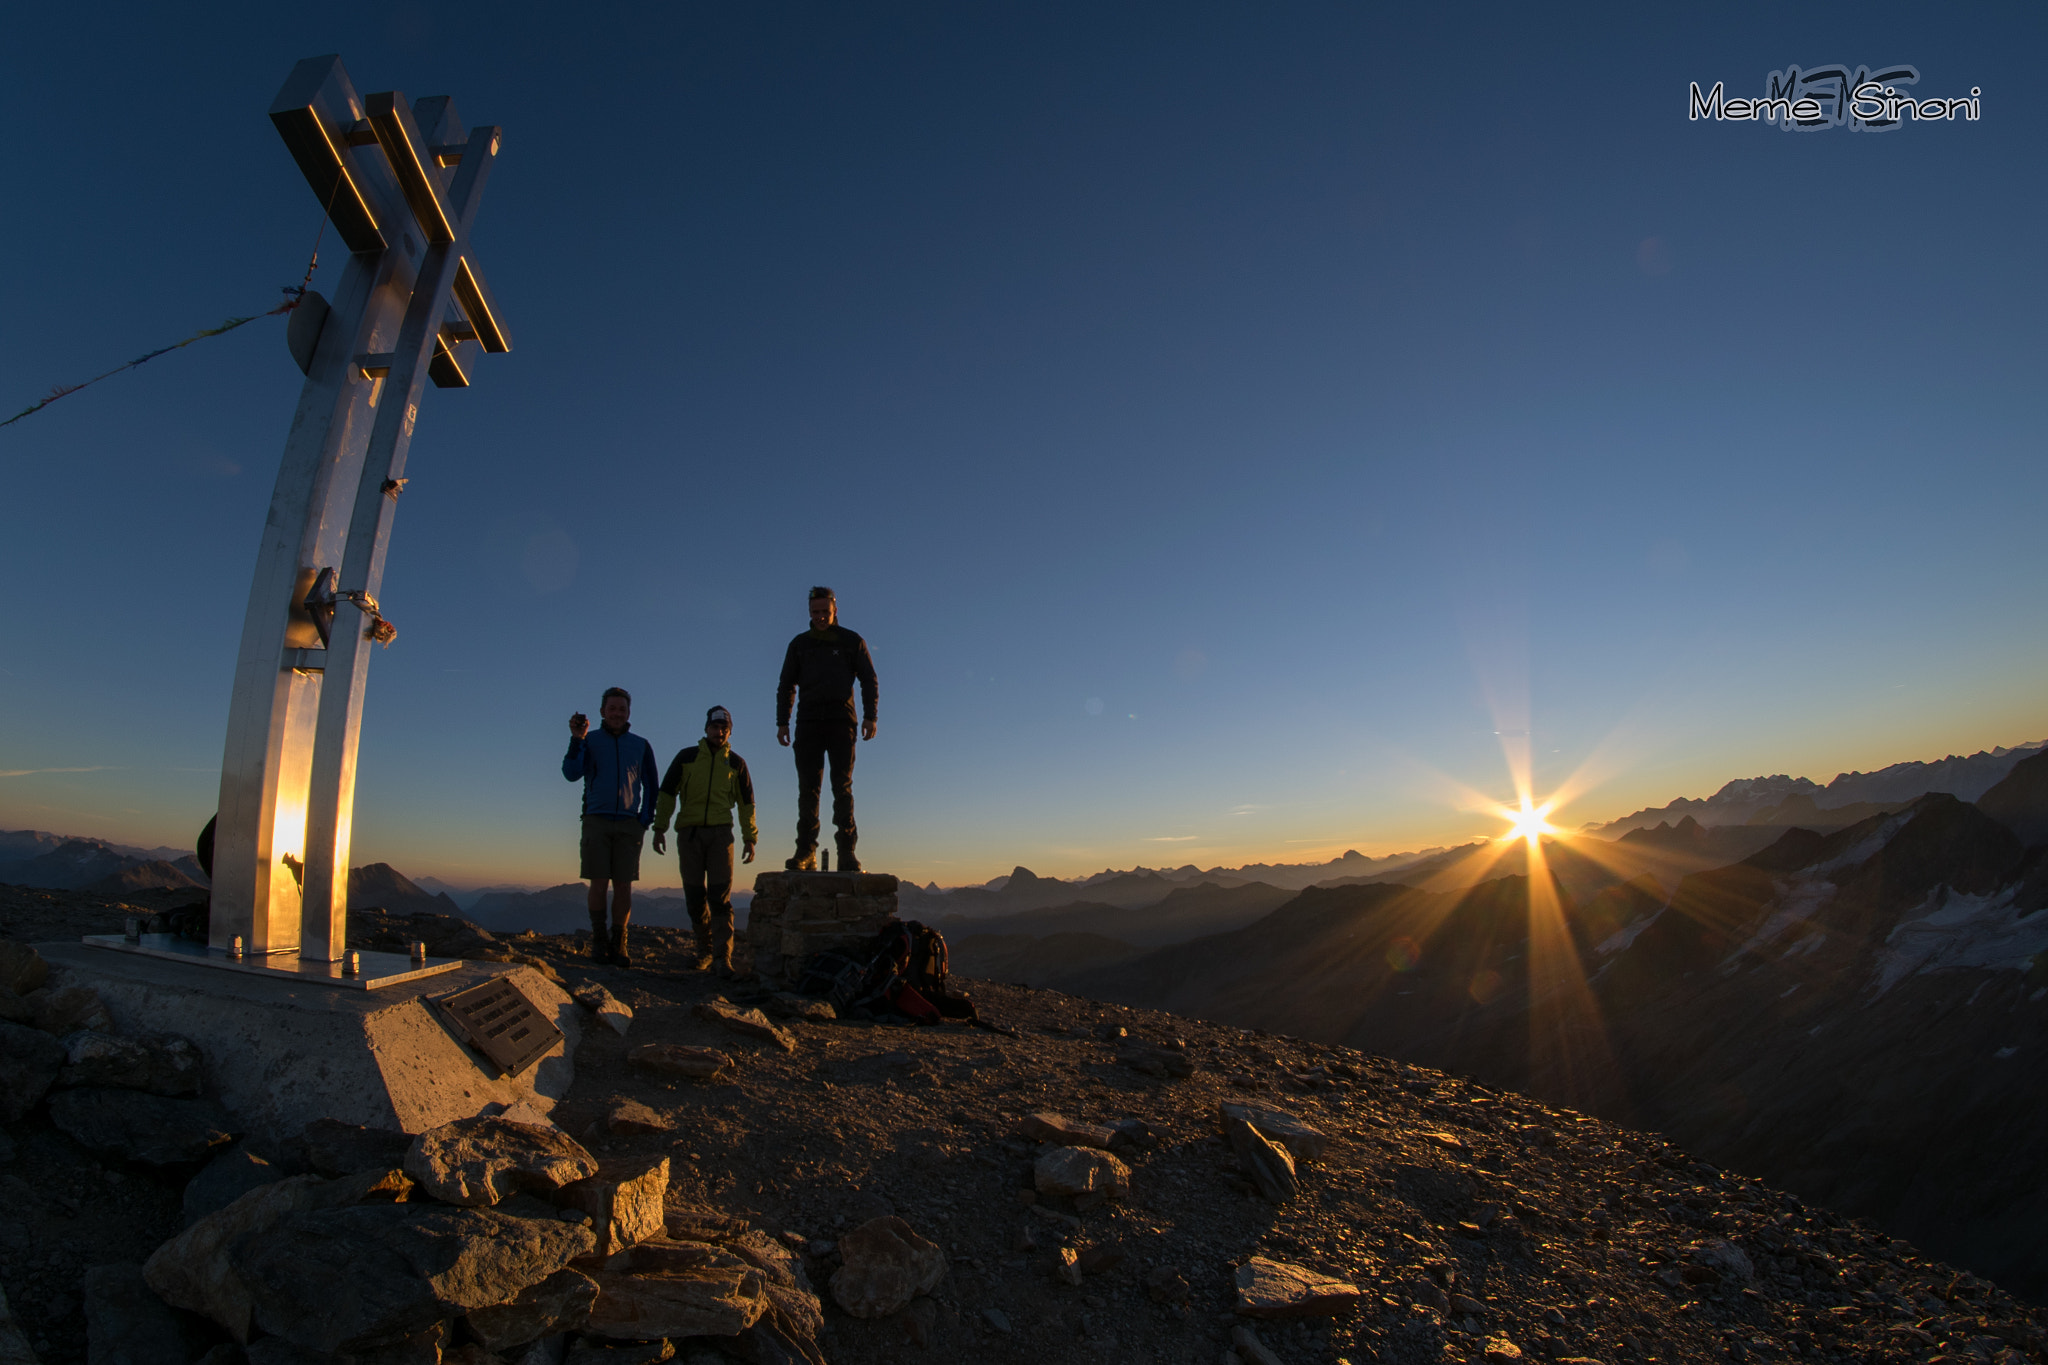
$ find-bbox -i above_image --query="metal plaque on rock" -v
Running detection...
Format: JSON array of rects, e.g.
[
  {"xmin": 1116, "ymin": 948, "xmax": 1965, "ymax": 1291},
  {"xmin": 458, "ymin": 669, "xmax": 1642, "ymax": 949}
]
[{"xmin": 435, "ymin": 975, "xmax": 561, "ymax": 1076}]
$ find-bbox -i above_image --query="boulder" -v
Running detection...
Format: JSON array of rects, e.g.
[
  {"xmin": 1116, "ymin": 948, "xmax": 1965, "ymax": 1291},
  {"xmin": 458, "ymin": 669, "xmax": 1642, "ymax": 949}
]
[
  {"xmin": 145, "ymin": 1175, "xmax": 331, "ymax": 1341},
  {"xmin": 243, "ymin": 1318, "xmax": 449, "ymax": 1364},
  {"xmin": 827, "ymin": 1216, "xmax": 945, "ymax": 1319},
  {"xmin": 584, "ymin": 1265, "xmax": 768, "ymax": 1340},
  {"xmin": 762, "ymin": 994, "xmax": 834, "ymax": 1023},
  {"xmin": 661, "ymin": 1205, "xmax": 750, "ymax": 1244},
  {"xmin": 567, "ymin": 1339, "xmax": 672, "ymax": 1365},
  {"xmin": 465, "ymin": 1268, "xmax": 598, "ymax": 1352},
  {"xmin": 229, "ymin": 1203, "xmax": 596, "ymax": 1354},
  {"xmin": 549, "ymin": 1156, "xmax": 669, "ymax": 1256},
  {"xmin": 689, "ymin": 1003, "xmax": 795, "ymax": 1052},
  {"xmin": 146, "ymin": 1170, "xmax": 423, "ymax": 1341},
  {"xmin": 626, "ymin": 1045, "xmax": 731, "ymax": 1082},
  {"xmin": 1144, "ymin": 1266, "xmax": 1190, "ymax": 1303},
  {"xmin": 81, "ymin": 1261, "xmax": 195, "ymax": 1365},
  {"xmin": 1215, "ymin": 1102, "xmax": 1328, "ymax": 1163},
  {"xmin": 49, "ymin": 1089, "xmax": 234, "ymax": 1166},
  {"xmin": 57, "ymin": 1030, "xmax": 204, "ymax": 1095},
  {"xmin": 1033, "ymin": 1145, "xmax": 1129, "ymax": 1199},
  {"xmin": 0, "ymin": 943, "xmax": 48, "ymax": 998},
  {"xmin": 30, "ymin": 984, "xmax": 113, "ymax": 1035},
  {"xmin": 572, "ymin": 985, "xmax": 633, "ymax": 1038},
  {"xmin": 0, "ymin": 1019, "xmax": 65, "ymax": 1123},
  {"xmin": 1231, "ymin": 1325, "xmax": 1285, "ymax": 1365},
  {"xmin": 323, "ymin": 1167, "xmax": 417, "ymax": 1205},
  {"xmin": 1108, "ymin": 1118, "xmax": 1157, "ymax": 1150},
  {"xmin": 0, "ymin": 1285, "xmax": 32, "ymax": 1365},
  {"xmin": 725, "ymin": 1285, "xmax": 829, "ymax": 1365},
  {"xmin": 627, "ymin": 1240, "xmax": 750, "ymax": 1277},
  {"xmin": 1224, "ymin": 1116, "xmax": 1299, "ymax": 1203},
  {"xmin": 184, "ymin": 1144, "xmax": 287, "ymax": 1226},
  {"xmin": 1015, "ymin": 1112, "xmax": 1117, "ymax": 1149},
  {"xmin": 301, "ymin": 1119, "xmax": 414, "ymax": 1177},
  {"xmin": 510, "ymin": 1336, "xmax": 571, "ymax": 1365},
  {"xmin": 405, "ymin": 1117, "xmax": 599, "ymax": 1207},
  {"xmin": 1232, "ymin": 1256, "xmax": 1360, "ymax": 1319},
  {"xmin": 1116, "ymin": 1046, "xmax": 1193, "ymax": 1078},
  {"xmin": 724, "ymin": 1230, "xmax": 814, "ymax": 1294},
  {"xmin": 1695, "ymin": 1238, "xmax": 1755, "ymax": 1283},
  {"xmin": 602, "ymin": 1100, "xmax": 672, "ymax": 1136},
  {"xmin": 761, "ymin": 1282, "xmax": 823, "ymax": 1342}
]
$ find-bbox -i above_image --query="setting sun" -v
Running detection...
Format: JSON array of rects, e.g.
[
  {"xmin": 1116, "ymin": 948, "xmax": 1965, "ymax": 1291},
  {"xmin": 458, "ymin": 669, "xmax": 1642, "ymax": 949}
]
[{"xmin": 1502, "ymin": 798, "xmax": 1556, "ymax": 844}]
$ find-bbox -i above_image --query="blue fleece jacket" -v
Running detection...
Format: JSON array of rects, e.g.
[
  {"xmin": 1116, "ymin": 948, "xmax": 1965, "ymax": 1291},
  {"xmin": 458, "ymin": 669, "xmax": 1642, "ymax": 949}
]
[{"xmin": 562, "ymin": 724, "xmax": 659, "ymax": 826}]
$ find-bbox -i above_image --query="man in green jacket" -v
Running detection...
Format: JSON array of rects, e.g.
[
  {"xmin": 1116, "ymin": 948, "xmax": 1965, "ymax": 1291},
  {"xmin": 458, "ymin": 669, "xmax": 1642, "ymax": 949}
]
[{"xmin": 652, "ymin": 706, "xmax": 758, "ymax": 974}]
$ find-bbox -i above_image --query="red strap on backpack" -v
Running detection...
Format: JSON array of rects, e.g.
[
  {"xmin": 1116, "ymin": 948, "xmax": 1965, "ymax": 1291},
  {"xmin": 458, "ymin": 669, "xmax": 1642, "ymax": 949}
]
[{"xmin": 893, "ymin": 984, "xmax": 942, "ymax": 1025}]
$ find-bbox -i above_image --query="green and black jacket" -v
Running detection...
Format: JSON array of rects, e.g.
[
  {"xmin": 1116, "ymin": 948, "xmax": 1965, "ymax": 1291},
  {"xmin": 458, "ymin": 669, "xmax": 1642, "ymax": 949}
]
[{"xmin": 653, "ymin": 742, "xmax": 758, "ymax": 844}]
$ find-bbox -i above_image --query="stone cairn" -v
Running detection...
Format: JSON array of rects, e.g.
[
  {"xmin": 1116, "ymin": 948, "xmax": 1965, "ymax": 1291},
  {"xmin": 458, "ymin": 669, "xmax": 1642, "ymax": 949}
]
[{"xmin": 745, "ymin": 871, "xmax": 900, "ymax": 986}]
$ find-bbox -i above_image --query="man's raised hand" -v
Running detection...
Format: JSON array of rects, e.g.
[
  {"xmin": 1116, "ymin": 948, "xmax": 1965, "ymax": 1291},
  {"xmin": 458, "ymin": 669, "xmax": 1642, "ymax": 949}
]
[{"xmin": 569, "ymin": 711, "xmax": 589, "ymax": 740}]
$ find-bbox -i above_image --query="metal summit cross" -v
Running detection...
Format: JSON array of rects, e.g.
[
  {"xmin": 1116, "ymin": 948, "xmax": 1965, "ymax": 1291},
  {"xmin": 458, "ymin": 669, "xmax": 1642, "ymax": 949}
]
[{"xmin": 208, "ymin": 55, "xmax": 512, "ymax": 966}]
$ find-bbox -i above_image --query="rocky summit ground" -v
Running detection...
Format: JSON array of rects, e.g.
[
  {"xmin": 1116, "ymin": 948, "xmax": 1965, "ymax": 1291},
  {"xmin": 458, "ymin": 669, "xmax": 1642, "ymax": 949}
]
[{"xmin": 3, "ymin": 882, "xmax": 2047, "ymax": 1365}]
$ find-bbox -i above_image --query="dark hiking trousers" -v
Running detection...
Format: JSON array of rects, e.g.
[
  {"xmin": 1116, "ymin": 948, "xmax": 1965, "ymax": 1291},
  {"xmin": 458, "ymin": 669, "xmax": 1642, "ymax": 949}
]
[
  {"xmin": 676, "ymin": 825, "xmax": 736, "ymax": 961},
  {"xmin": 793, "ymin": 725, "xmax": 856, "ymax": 856}
]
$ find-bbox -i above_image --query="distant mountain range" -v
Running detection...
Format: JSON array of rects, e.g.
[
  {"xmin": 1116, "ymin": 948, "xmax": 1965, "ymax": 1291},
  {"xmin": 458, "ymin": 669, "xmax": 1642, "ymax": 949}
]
[
  {"xmin": 992, "ymin": 748, "xmax": 2048, "ymax": 1299},
  {"xmin": 0, "ymin": 831, "xmax": 207, "ymax": 896},
  {"xmin": 1586, "ymin": 740, "xmax": 2044, "ymax": 837}
]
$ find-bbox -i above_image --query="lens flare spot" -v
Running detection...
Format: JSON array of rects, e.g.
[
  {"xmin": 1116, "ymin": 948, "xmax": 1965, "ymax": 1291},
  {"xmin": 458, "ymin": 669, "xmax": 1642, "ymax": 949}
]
[
  {"xmin": 1499, "ymin": 797, "xmax": 1557, "ymax": 844},
  {"xmin": 1387, "ymin": 936, "xmax": 1421, "ymax": 973},
  {"xmin": 1468, "ymin": 968, "xmax": 1504, "ymax": 1004}
]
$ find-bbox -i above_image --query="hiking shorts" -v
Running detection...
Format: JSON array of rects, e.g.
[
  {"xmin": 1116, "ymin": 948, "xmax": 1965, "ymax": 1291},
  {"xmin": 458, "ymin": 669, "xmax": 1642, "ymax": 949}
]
[{"xmin": 580, "ymin": 815, "xmax": 644, "ymax": 882}]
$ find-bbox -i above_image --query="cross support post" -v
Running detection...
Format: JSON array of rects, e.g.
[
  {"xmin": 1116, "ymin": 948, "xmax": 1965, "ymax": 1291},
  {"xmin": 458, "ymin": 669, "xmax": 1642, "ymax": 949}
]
[{"xmin": 206, "ymin": 55, "xmax": 511, "ymax": 966}]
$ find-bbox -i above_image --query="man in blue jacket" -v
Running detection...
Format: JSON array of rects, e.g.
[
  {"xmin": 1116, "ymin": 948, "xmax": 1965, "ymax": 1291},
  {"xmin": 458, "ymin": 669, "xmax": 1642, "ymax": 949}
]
[{"xmin": 562, "ymin": 687, "xmax": 659, "ymax": 965}]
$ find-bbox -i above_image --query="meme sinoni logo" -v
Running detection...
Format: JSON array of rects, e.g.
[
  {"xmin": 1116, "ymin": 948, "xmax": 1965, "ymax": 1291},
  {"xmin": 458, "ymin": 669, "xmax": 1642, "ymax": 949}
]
[{"xmin": 1689, "ymin": 65, "xmax": 1980, "ymax": 130}]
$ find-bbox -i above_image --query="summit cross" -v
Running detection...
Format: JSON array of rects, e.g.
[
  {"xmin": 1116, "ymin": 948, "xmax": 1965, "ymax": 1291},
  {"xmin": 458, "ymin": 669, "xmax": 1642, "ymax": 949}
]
[{"xmin": 208, "ymin": 55, "xmax": 513, "ymax": 964}]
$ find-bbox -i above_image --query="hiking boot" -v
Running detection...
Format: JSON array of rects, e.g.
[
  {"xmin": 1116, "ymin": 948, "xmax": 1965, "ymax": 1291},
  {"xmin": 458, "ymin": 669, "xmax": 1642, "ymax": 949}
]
[
  {"xmin": 784, "ymin": 849, "xmax": 816, "ymax": 872},
  {"xmin": 610, "ymin": 927, "xmax": 631, "ymax": 968},
  {"xmin": 585, "ymin": 930, "xmax": 607, "ymax": 961},
  {"xmin": 836, "ymin": 837, "xmax": 861, "ymax": 874},
  {"xmin": 690, "ymin": 951, "xmax": 714, "ymax": 971},
  {"xmin": 714, "ymin": 958, "xmax": 737, "ymax": 980}
]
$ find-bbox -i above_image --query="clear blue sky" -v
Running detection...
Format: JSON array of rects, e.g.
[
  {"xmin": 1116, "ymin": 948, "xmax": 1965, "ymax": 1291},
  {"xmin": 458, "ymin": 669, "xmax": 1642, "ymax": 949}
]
[{"xmin": 3, "ymin": 3, "xmax": 2043, "ymax": 889}]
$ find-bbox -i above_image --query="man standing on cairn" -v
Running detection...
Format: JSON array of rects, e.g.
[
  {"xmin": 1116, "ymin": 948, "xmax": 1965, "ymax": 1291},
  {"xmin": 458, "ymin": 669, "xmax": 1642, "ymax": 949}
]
[
  {"xmin": 562, "ymin": 687, "xmax": 659, "ymax": 965},
  {"xmin": 652, "ymin": 706, "xmax": 757, "ymax": 976},
  {"xmin": 776, "ymin": 586, "xmax": 880, "ymax": 872}
]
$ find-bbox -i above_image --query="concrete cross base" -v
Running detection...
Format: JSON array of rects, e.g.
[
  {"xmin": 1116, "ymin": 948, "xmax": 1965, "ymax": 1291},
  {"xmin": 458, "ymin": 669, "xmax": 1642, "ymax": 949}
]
[
  {"xmin": 744, "ymin": 870, "xmax": 901, "ymax": 986},
  {"xmin": 36, "ymin": 943, "xmax": 579, "ymax": 1150}
]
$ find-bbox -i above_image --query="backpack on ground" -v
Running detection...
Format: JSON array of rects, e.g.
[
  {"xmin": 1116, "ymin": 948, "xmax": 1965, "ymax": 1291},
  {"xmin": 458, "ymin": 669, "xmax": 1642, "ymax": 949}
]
[
  {"xmin": 793, "ymin": 948, "xmax": 872, "ymax": 1014},
  {"xmin": 798, "ymin": 918, "xmax": 977, "ymax": 1024}
]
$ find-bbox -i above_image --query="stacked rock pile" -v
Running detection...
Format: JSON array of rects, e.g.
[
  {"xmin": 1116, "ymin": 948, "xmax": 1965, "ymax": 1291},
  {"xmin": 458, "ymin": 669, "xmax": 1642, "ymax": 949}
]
[
  {"xmin": 742, "ymin": 873, "xmax": 899, "ymax": 987},
  {"xmin": 136, "ymin": 1114, "xmax": 830, "ymax": 1364},
  {"xmin": 0, "ymin": 942, "xmax": 237, "ymax": 1168}
]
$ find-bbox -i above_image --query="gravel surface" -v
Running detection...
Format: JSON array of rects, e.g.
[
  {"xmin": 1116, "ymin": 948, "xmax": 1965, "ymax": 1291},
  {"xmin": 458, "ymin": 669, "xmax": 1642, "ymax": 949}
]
[{"xmin": 4, "ymin": 885, "xmax": 2045, "ymax": 1364}]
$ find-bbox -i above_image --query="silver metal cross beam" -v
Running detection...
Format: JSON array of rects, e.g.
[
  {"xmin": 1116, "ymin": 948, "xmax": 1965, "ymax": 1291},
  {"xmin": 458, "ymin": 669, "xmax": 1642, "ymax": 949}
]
[{"xmin": 207, "ymin": 55, "xmax": 512, "ymax": 962}]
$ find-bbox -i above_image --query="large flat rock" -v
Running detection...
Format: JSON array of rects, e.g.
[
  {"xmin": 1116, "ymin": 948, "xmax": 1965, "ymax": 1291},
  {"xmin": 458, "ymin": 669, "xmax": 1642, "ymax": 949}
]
[{"xmin": 36, "ymin": 944, "xmax": 579, "ymax": 1148}]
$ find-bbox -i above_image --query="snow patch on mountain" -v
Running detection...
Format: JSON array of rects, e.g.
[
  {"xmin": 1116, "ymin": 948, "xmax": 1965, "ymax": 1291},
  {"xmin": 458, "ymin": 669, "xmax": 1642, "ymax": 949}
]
[{"xmin": 1872, "ymin": 885, "xmax": 2048, "ymax": 997}]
